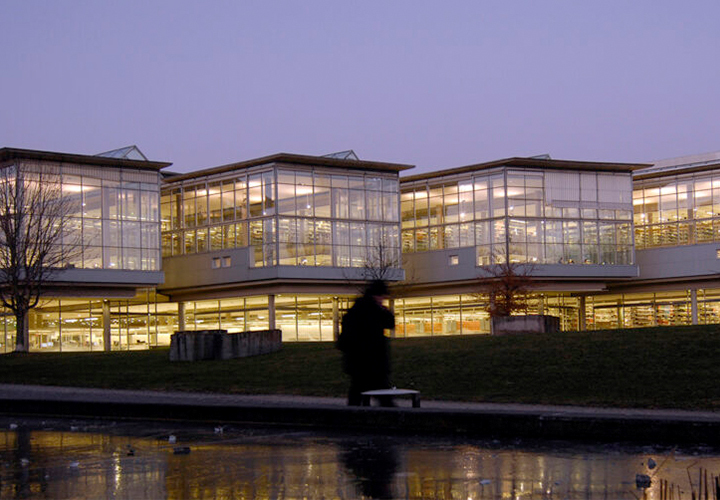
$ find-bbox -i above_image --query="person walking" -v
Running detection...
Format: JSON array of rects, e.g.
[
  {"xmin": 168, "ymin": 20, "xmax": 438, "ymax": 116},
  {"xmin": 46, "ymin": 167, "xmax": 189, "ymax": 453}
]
[{"xmin": 338, "ymin": 280, "xmax": 395, "ymax": 406}]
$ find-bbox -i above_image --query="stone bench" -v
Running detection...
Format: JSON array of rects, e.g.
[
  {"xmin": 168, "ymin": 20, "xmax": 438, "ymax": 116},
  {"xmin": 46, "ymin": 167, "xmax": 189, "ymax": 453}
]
[{"xmin": 361, "ymin": 388, "xmax": 421, "ymax": 408}]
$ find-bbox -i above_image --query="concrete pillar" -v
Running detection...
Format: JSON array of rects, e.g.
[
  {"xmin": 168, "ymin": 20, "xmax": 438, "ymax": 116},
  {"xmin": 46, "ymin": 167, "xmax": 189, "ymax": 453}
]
[
  {"xmin": 691, "ymin": 289, "xmax": 699, "ymax": 325},
  {"xmin": 578, "ymin": 296, "xmax": 587, "ymax": 331},
  {"xmin": 102, "ymin": 301, "xmax": 111, "ymax": 352},
  {"xmin": 388, "ymin": 298, "xmax": 396, "ymax": 338},
  {"xmin": 268, "ymin": 294, "xmax": 276, "ymax": 330},
  {"xmin": 652, "ymin": 296, "xmax": 658, "ymax": 326},
  {"xmin": 617, "ymin": 299, "xmax": 623, "ymax": 329},
  {"xmin": 57, "ymin": 306, "xmax": 62, "ymax": 353},
  {"xmin": 332, "ymin": 297, "xmax": 339, "ymax": 341},
  {"xmin": 177, "ymin": 302, "xmax": 185, "ymax": 332},
  {"xmin": 27, "ymin": 311, "xmax": 36, "ymax": 349},
  {"xmin": 430, "ymin": 297, "xmax": 435, "ymax": 336}
]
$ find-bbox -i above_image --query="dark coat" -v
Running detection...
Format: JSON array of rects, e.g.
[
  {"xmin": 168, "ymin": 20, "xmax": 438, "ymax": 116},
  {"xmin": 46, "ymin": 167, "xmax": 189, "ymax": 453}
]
[{"xmin": 338, "ymin": 295, "xmax": 395, "ymax": 389}]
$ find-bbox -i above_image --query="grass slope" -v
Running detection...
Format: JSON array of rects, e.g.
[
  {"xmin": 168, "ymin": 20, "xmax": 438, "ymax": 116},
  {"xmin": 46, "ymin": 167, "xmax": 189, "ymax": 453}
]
[{"xmin": 2, "ymin": 325, "xmax": 720, "ymax": 409}]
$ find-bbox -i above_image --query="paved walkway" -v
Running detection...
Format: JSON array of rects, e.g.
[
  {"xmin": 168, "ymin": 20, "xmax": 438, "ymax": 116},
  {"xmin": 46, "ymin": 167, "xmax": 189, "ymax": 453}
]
[
  {"xmin": 2, "ymin": 384, "xmax": 720, "ymax": 444},
  {"xmin": 2, "ymin": 383, "xmax": 720, "ymax": 420}
]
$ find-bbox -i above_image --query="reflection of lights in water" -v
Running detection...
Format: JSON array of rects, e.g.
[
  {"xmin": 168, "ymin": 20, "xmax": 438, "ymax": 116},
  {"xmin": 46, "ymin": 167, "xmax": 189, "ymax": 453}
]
[
  {"xmin": 5, "ymin": 427, "xmax": 720, "ymax": 500},
  {"xmin": 113, "ymin": 453, "xmax": 122, "ymax": 494}
]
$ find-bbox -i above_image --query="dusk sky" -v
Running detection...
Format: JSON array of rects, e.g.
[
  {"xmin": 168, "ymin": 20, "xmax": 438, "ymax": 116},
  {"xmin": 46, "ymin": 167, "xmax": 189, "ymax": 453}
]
[{"xmin": 2, "ymin": 1, "xmax": 719, "ymax": 174}]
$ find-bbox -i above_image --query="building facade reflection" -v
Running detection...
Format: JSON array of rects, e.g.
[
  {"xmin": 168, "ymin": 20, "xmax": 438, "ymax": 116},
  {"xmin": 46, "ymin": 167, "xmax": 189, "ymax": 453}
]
[{"xmin": 2, "ymin": 425, "xmax": 720, "ymax": 499}]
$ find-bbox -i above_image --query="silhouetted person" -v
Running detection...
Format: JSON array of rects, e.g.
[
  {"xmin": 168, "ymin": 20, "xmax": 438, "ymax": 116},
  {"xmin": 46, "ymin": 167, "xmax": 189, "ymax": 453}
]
[{"xmin": 338, "ymin": 280, "xmax": 394, "ymax": 406}]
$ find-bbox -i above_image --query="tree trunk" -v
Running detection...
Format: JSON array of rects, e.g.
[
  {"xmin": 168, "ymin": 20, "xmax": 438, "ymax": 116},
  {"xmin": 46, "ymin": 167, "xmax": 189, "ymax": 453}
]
[{"xmin": 14, "ymin": 310, "xmax": 29, "ymax": 353}]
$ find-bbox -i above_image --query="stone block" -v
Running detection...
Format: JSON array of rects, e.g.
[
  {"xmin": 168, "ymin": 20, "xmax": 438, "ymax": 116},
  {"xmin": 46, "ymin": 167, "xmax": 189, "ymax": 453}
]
[
  {"xmin": 169, "ymin": 329, "xmax": 282, "ymax": 361},
  {"xmin": 491, "ymin": 315, "xmax": 560, "ymax": 336}
]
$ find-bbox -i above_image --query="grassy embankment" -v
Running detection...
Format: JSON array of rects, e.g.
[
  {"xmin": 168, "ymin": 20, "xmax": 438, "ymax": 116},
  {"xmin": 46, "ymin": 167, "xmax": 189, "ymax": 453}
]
[{"xmin": 2, "ymin": 324, "xmax": 720, "ymax": 410}]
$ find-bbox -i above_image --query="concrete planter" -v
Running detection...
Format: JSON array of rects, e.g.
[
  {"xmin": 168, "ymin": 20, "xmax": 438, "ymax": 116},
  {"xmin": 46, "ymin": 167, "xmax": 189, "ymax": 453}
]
[
  {"xmin": 491, "ymin": 315, "xmax": 560, "ymax": 336},
  {"xmin": 169, "ymin": 329, "xmax": 282, "ymax": 361}
]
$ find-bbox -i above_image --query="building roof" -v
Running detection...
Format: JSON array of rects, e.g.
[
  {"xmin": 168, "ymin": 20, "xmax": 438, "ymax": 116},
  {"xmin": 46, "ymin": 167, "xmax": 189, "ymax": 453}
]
[
  {"xmin": 634, "ymin": 151, "xmax": 720, "ymax": 180},
  {"xmin": 163, "ymin": 152, "xmax": 415, "ymax": 183},
  {"xmin": 401, "ymin": 157, "xmax": 649, "ymax": 183},
  {"xmin": 0, "ymin": 147, "xmax": 172, "ymax": 171}
]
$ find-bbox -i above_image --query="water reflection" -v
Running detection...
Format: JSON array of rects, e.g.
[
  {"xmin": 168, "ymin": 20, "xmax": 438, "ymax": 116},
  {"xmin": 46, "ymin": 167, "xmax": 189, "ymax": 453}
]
[
  {"xmin": 340, "ymin": 437, "xmax": 400, "ymax": 499},
  {"xmin": 1, "ymin": 417, "xmax": 720, "ymax": 499}
]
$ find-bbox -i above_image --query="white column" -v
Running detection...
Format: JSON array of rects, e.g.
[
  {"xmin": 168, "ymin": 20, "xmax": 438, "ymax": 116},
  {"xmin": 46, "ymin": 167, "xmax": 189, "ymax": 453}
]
[
  {"xmin": 332, "ymin": 297, "xmax": 339, "ymax": 341},
  {"xmin": 388, "ymin": 298, "xmax": 396, "ymax": 338},
  {"xmin": 691, "ymin": 289, "xmax": 699, "ymax": 325},
  {"xmin": 102, "ymin": 301, "xmax": 111, "ymax": 352},
  {"xmin": 177, "ymin": 302, "xmax": 186, "ymax": 332},
  {"xmin": 579, "ymin": 296, "xmax": 587, "ymax": 331}
]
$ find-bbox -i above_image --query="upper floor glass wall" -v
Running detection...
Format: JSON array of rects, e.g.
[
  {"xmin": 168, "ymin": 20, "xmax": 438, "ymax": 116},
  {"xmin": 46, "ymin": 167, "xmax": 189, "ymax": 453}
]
[
  {"xmin": 17, "ymin": 161, "xmax": 161, "ymax": 271},
  {"xmin": 634, "ymin": 170, "xmax": 720, "ymax": 249},
  {"xmin": 401, "ymin": 168, "xmax": 634, "ymax": 265},
  {"xmin": 161, "ymin": 165, "xmax": 401, "ymax": 268}
]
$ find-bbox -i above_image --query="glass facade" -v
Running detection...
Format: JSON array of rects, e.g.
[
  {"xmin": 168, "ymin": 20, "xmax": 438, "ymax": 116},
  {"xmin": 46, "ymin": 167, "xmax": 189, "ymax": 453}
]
[
  {"xmin": 0, "ymin": 290, "xmax": 171, "ymax": 353},
  {"xmin": 634, "ymin": 170, "xmax": 720, "ymax": 249},
  {"xmin": 585, "ymin": 291, "xmax": 706, "ymax": 330},
  {"xmin": 1, "ymin": 162, "xmax": 161, "ymax": 271},
  {"xmin": 394, "ymin": 293, "xmax": 581, "ymax": 336},
  {"xmin": 8, "ymin": 151, "xmax": 720, "ymax": 353},
  {"xmin": 161, "ymin": 165, "xmax": 401, "ymax": 268},
  {"xmin": 7, "ymin": 287, "xmax": 720, "ymax": 353},
  {"xmin": 402, "ymin": 168, "xmax": 634, "ymax": 265}
]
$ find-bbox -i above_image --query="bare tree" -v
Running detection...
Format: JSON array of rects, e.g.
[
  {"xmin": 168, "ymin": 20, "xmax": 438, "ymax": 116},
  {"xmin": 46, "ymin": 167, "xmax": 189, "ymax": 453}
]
[
  {"xmin": 476, "ymin": 258, "xmax": 536, "ymax": 318},
  {"xmin": 0, "ymin": 164, "xmax": 82, "ymax": 352},
  {"xmin": 361, "ymin": 235, "xmax": 403, "ymax": 284}
]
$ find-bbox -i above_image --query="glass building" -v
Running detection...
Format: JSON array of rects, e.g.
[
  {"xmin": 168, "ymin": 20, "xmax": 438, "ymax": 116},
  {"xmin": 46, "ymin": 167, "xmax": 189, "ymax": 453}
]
[
  {"xmin": 161, "ymin": 154, "xmax": 402, "ymax": 269},
  {"xmin": 157, "ymin": 152, "xmax": 410, "ymax": 343},
  {"xmin": 0, "ymin": 147, "xmax": 168, "ymax": 353},
  {"xmin": 400, "ymin": 160, "xmax": 634, "ymax": 265},
  {"xmin": 4, "ymin": 147, "xmax": 720, "ymax": 353}
]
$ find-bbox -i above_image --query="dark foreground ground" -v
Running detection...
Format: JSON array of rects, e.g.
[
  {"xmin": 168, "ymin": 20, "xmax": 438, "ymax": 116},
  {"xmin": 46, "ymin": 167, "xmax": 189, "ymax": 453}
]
[{"xmin": 2, "ymin": 325, "xmax": 720, "ymax": 410}]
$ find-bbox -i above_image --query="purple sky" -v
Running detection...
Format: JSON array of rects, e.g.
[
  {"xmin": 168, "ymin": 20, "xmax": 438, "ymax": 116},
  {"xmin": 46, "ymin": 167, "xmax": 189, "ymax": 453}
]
[{"xmin": 2, "ymin": 1, "xmax": 719, "ymax": 175}]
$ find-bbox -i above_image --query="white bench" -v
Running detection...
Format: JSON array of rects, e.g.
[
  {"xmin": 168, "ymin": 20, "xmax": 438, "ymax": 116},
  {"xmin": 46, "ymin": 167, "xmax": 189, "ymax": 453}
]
[{"xmin": 361, "ymin": 388, "xmax": 421, "ymax": 408}]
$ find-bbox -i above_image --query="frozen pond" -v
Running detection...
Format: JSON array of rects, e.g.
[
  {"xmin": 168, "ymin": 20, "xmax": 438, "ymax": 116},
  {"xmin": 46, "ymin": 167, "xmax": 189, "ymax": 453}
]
[{"xmin": 1, "ymin": 417, "xmax": 720, "ymax": 499}]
